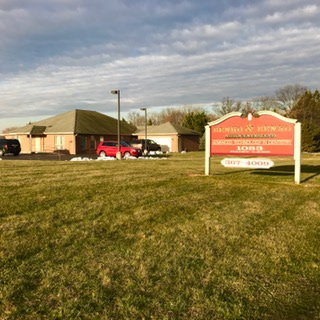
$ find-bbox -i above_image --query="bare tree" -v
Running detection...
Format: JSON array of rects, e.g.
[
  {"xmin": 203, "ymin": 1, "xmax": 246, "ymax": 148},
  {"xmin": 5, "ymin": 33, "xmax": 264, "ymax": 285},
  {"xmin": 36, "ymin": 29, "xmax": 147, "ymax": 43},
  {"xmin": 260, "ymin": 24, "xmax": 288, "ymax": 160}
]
[
  {"xmin": 126, "ymin": 111, "xmax": 146, "ymax": 127},
  {"xmin": 156, "ymin": 105, "xmax": 212, "ymax": 125},
  {"xmin": 128, "ymin": 105, "xmax": 214, "ymax": 127},
  {"xmin": 275, "ymin": 84, "xmax": 308, "ymax": 113},
  {"xmin": 213, "ymin": 97, "xmax": 242, "ymax": 117},
  {"xmin": 155, "ymin": 107, "xmax": 188, "ymax": 125},
  {"xmin": 241, "ymin": 101, "xmax": 257, "ymax": 116},
  {"xmin": 252, "ymin": 96, "xmax": 280, "ymax": 111}
]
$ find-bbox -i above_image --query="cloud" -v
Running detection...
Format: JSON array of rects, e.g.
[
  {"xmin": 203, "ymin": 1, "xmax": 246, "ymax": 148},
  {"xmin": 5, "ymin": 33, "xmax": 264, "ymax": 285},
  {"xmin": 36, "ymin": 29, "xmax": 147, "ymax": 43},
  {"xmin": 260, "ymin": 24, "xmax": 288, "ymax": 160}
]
[
  {"xmin": 265, "ymin": 4, "xmax": 319, "ymax": 23},
  {"xmin": 0, "ymin": 0, "xmax": 319, "ymax": 131}
]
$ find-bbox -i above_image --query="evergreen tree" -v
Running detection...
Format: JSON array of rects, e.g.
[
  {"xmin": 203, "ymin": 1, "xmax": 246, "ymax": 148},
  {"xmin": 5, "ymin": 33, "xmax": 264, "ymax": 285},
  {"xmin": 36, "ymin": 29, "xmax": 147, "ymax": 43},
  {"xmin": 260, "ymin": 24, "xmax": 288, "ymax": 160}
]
[
  {"xmin": 289, "ymin": 90, "xmax": 320, "ymax": 152},
  {"xmin": 182, "ymin": 111, "xmax": 209, "ymax": 135}
]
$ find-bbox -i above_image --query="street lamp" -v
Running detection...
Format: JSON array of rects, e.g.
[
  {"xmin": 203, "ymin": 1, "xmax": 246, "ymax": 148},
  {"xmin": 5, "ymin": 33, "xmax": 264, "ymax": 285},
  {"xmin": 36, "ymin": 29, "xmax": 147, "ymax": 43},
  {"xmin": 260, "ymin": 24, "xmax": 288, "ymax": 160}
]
[
  {"xmin": 111, "ymin": 89, "xmax": 122, "ymax": 160},
  {"xmin": 140, "ymin": 107, "xmax": 147, "ymax": 155}
]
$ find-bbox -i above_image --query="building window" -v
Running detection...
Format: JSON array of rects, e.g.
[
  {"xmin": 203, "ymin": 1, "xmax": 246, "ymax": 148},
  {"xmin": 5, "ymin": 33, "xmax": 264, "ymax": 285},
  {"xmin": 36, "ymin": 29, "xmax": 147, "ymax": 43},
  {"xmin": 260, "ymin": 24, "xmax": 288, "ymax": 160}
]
[
  {"xmin": 55, "ymin": 136, "xmax": 65, "ymax": 150},
  {"xmin": 90, "ymin": 136, "xmax": 95, "ymax": 150},
  {"xmin": 78, "ymin": 136, "xmax": 87, "ymax": 150}
]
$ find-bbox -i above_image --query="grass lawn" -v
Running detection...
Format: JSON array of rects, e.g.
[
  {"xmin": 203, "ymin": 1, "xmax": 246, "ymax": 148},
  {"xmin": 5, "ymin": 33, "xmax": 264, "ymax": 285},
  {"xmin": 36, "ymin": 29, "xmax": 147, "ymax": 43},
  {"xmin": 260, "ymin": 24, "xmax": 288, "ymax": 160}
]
[{"xmin": 1, "ymin": 152, "xmax": 320, "ymax": 319}]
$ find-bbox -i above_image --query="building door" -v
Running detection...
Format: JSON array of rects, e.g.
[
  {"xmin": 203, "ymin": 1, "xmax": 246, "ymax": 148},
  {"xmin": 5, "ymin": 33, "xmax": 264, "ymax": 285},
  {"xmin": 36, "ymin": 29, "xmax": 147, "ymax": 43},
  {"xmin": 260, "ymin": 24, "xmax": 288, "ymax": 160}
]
[{"xmin": 35, "ymin": 137, "xmax": 41, "ymax": 153}]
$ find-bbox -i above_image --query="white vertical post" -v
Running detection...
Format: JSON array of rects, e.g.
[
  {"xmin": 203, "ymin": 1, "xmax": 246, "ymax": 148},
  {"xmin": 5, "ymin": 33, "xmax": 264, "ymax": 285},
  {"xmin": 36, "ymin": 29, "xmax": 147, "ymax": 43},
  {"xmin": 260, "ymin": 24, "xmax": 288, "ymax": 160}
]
[
  {"xmin": 205, "ymin": 125, "xmax": 211, "ymax": 175},
  {"xmin": 294, "ymin": 122, "xmax": 301, "ymax": 184}
]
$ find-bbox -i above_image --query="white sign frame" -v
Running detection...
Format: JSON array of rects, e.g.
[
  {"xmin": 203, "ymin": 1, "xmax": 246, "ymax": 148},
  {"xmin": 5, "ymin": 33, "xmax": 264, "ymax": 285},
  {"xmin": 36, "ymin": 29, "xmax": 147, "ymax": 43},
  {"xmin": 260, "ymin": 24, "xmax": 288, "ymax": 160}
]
[{"xmin": 205, "ymin": 111, "xmax": 301, "ymax": 184}]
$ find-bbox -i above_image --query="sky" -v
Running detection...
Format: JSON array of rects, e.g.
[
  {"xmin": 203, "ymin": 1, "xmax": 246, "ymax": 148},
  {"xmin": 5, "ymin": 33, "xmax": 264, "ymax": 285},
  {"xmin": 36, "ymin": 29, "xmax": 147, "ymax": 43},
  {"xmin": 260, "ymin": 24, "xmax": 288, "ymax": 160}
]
[{"xmin": 1, "ymin": 0, "xmax": 319, "ymax": 132}]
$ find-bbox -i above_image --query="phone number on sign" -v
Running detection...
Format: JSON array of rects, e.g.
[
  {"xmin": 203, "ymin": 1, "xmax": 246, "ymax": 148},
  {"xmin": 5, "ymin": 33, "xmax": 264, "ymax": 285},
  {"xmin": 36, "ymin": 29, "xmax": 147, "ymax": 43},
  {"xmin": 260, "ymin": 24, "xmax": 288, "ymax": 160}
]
[{"xmin": 221, "ymin": 158, "xmax": 274, "ymax": 169}]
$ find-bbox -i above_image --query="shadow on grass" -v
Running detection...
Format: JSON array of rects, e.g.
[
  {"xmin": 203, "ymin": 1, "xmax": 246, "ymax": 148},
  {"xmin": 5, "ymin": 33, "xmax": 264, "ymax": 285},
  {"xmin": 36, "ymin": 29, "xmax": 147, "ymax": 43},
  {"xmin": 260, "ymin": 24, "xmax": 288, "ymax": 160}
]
[
  {"xmin": 251, "ymin": 165, "xmax": 320, "ymax": 183},
  {"xmin": 213, "ymin": 169, "xmax": 250, "ymax": 176}
]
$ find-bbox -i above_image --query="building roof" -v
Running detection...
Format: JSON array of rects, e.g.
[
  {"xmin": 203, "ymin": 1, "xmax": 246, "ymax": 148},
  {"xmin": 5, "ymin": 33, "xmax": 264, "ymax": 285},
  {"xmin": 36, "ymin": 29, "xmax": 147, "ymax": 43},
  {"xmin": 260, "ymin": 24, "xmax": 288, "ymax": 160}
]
[
  {"xmin": 135, "ymin": 122, "xmax": 200, "ymax": 136},
  {"xmin": 9, "ymin": 109, "xmax": 136, "ymax": 135}
]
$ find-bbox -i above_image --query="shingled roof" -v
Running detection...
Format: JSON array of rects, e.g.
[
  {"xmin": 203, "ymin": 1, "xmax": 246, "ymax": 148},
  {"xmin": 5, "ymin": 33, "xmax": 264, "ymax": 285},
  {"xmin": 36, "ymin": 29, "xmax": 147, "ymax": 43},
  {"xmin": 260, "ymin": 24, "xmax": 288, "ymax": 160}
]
[
  {"xmin": 135, "ymin": 122, "xmax": 200, "ymax": 136},
  {"xmin": 9, "ymin": 109, "xmax": 136, "ymax": 135}
]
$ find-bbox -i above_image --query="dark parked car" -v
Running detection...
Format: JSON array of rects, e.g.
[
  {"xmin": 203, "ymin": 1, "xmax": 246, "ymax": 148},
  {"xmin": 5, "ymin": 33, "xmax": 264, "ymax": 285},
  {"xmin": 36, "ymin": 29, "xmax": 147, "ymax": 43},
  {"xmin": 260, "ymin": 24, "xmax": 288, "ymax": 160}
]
[
  {"xmin": 96, "ymin": 141, "xmax": 142, "ymax": 158},
  {"xmin": 130, "ymin": 139, "xmax": 161, "ymax": 152},
  {"xmin": 0, "ymin": 139, "xmax": 21, "ymax": 156}
]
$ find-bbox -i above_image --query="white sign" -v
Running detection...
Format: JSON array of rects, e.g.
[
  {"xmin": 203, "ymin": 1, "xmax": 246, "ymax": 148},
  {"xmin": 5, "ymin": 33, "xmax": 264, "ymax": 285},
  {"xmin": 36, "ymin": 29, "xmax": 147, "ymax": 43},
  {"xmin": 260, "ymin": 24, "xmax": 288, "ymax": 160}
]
[{"xmin": 221, "ymin": 158, "xmax": 274, "ymax": 169}]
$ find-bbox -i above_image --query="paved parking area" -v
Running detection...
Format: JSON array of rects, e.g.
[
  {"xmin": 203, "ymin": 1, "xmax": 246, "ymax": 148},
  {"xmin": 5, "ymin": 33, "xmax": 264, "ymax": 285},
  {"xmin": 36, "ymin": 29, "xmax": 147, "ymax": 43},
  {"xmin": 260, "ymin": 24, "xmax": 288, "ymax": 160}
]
[{"xmin": 0, "ymin": 153, "xmax": 98, "ymax": 161}]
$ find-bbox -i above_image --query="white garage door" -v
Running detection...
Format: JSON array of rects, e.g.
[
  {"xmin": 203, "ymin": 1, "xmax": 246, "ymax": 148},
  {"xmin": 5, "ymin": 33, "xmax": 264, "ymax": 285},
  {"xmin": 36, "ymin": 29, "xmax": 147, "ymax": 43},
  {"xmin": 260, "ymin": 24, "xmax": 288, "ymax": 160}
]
[{"xmin": 152, "ymin": 137, "xmax": 172, "ymax": 152}]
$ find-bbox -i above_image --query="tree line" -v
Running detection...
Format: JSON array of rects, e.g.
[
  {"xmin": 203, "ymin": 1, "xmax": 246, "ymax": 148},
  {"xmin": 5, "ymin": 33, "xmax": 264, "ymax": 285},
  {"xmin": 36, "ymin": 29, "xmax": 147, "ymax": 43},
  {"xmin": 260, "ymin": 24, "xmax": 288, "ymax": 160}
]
[
  {"xmin": 2, "ymin": 84, "xmax": 319, "ymax": 152},
  {"xmin": 127, "ymin": 84, "xmax": 320, "ymax": 152}
]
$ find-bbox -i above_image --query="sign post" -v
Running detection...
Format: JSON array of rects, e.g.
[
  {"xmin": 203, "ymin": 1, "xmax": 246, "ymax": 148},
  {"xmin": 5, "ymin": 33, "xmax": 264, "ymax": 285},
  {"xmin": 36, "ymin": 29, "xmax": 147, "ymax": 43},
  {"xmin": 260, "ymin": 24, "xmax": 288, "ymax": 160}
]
[
  {"xmin": 205, "ymin": 125, "xmax": 211, "ymax": 176},
  {"xmin": 294, "ymin": 122, "xmax": 301, "ymax": 184},
  {"xmin": 205, "ymin": 111, "xmax": 301, "ymax": 184}
]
